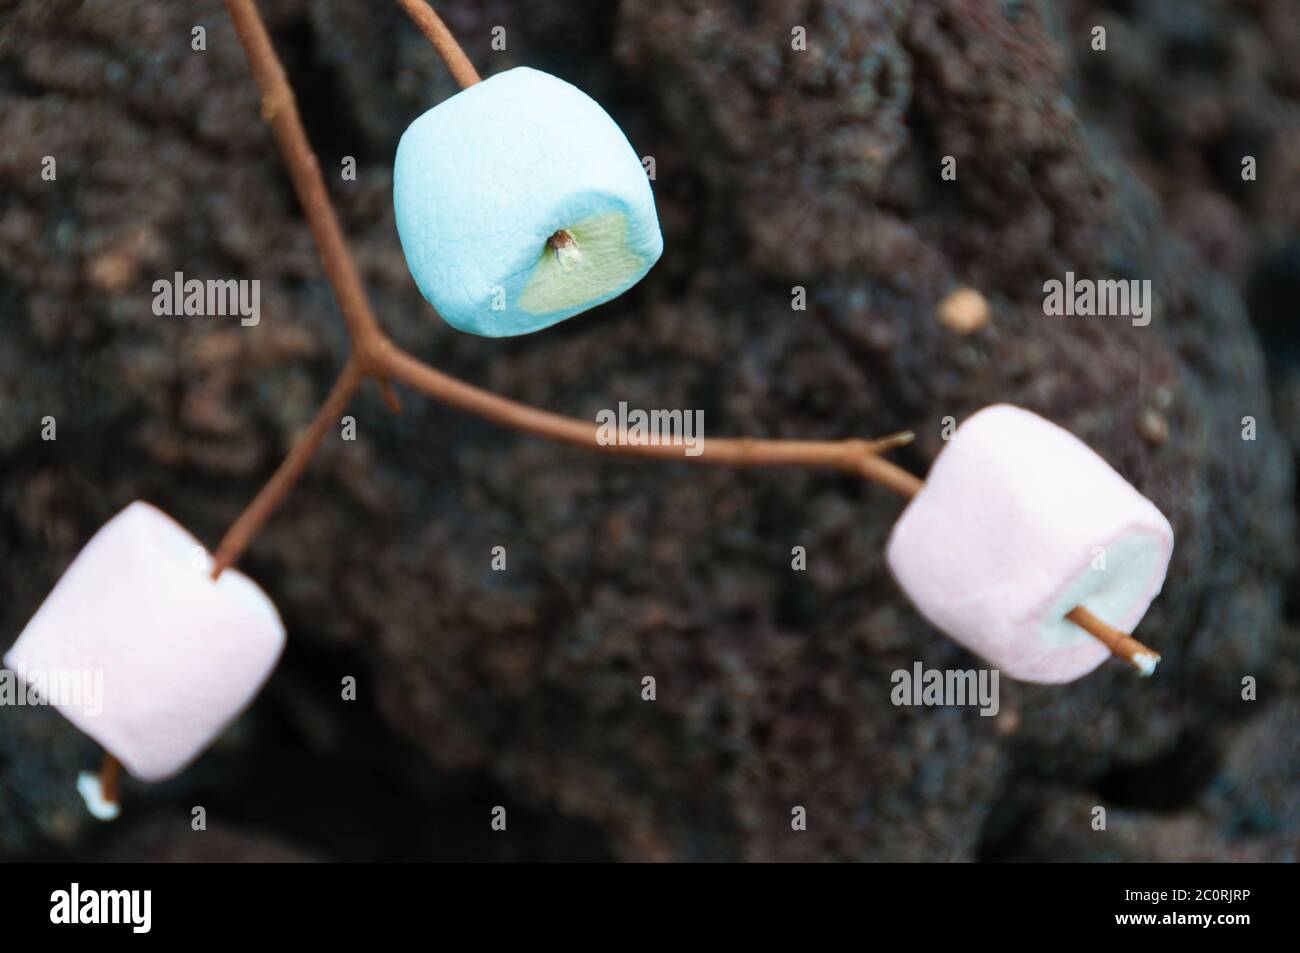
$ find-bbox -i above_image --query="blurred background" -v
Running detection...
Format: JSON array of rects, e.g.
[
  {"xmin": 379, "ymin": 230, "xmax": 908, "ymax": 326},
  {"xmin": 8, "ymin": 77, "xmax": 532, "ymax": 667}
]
[{"xmin": 0, "ymin": 0, "xmax": 1296, "ymax": 862}]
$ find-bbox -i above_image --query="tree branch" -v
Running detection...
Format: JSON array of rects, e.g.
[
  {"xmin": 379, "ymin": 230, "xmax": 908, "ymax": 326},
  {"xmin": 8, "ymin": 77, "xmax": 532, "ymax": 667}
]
[
  {"xmin": 395, "ymin": 0, "xmax": 482, "ymax": 88},
  {"xmin": 375, "ymin": 341, "xmax": 924, "ymax": 494},
  {"xmin": 222, "ymin": 0, "xmax": 397, "ymax": 406},
  {"xmin": 211, "ymin": 357, "xmax": 364, "ymax": 578}
]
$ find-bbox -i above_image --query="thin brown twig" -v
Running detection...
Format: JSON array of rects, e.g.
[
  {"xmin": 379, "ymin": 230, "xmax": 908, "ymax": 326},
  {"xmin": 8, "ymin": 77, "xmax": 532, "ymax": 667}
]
[
  {"xmin": 375, "ymin": 341, "xmax": 925, "ymax": 495},
  {"xmin": 395, "ymin": 0, "xmax": 482, "ymax": 88},
  {"xmin": 211, "ymin": 357, "xmax": 364, "ymax": 578},
  {"xmin": 222, "ymin": 0, "xmax": 398, "ymax": 408},
  {"xmin": 214, "ymin": 0, "xmax": 1159, "ymax": 675},
  {"xmin": 99, "ymin": 753, "xmax": 121, "ymax": 806},
  {"xmin": 1067, "ymin": 606, "xmax": 1160, "ymax": 676}
]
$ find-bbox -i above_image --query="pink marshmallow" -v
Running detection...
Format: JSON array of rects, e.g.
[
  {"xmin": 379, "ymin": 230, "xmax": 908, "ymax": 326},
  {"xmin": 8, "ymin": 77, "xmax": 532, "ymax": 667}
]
[
  {"xmin": 886, "ymin": 405, "xmax": 1173, "ymax": 683},
  {"xmin": 3, "ymin": 501, "xmax": 285, "ymax": 781}
]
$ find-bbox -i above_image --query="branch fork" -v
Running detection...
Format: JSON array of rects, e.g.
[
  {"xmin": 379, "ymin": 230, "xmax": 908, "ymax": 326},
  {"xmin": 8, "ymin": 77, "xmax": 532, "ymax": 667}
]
[{"xmin": 213, "ymin": 0, "xmax": 1159, "ymax": 678}]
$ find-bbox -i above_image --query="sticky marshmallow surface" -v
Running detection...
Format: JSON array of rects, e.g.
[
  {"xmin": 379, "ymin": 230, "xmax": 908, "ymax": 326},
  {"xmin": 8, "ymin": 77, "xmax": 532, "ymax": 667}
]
[
  {"xmin": 394, "ymin": 66, "xmax": 663, "ymax": 336},
  {"xmin": 3, "ymin": 502, "xmax": 285, "ymax": 781},
  {"xmin": 886, "ymin": 405, "xmax": 1173, "ymax": 683}
]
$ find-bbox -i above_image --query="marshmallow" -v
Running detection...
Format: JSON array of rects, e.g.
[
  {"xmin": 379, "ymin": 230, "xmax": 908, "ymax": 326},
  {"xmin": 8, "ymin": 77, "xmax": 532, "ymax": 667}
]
[
  {"xmin": 3, "ymin": 502, "xmax": 285, "ymax": 781},
  {"xmin": 394, "ymin": 66, "xmax": 662, "ymax": 336},
  {"xmin": 886, "ymin": 405, "xmax": 1173, "ymax": 683}
]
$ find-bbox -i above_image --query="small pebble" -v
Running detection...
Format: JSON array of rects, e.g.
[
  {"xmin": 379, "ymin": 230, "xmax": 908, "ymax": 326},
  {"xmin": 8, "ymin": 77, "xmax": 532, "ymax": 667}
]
[
  {"xmin": 995, "ymin": 708, "xmax": 1021, "ymax": 737},
  {"xmin": 1138, "ymin": 408, "xmax": 1170, "ymax": 445},
  {"xmin": 938, "ymin": 288, "xmax": 990, "ymax": 335}
]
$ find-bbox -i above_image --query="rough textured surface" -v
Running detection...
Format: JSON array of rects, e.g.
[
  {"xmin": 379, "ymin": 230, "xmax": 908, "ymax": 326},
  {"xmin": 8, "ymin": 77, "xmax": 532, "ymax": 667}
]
[{"xmin": 1, "ymin": 0, "xmax": 1296, "ymax": 860}]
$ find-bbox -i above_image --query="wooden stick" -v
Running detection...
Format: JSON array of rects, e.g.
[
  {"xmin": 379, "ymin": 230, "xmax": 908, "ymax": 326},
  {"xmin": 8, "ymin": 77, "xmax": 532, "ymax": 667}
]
[
  {"xmin": 1067, "ymin": 606, "xmax": 1160, "ymax": 676},
  {"xmin": 99, "ymin": 753, "xmax": 121, "ymax": 807}
]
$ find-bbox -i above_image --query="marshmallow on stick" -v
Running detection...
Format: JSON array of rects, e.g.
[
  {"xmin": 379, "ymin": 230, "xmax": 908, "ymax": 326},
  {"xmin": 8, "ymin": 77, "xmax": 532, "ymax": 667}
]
[
  {"xmin": 886, "ymin": 405, "xmax": 1174, "ymax": 683},
  {"xmin": 394, "ymin": 66, "xmax": 663, "ymax": 336},
  {"xmin": 3, "ymin": 502, "xmax": 286, "ymax": 784}
]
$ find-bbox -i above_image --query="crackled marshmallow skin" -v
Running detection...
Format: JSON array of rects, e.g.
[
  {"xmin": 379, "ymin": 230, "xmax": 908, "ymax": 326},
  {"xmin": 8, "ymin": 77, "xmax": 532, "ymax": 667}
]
[
  {"xmin": 3, "ymin": 502, "xmax": 285, "ymax": 781},
  {"xmin": 394, "ymin": 66, "xmax": 663, "ymax": 336},
  {"xmin": 886, "ymin": 405, "xmax": 1173, "ymax": 683}
]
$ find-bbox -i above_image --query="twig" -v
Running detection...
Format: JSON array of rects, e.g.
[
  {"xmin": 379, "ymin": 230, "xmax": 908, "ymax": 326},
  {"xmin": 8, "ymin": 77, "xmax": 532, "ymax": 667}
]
[
  {"xmin": 395, "ymin": 0, "xmax": 482, "ymax": 88},
  {"xmin": 223, "ymin": 0, "xmax": 398, "ymax": 407},
  {"xmin": 99, "ymin": 753, "xmax": 121, "ymax": 807},
  {"xmin": 1067, "ymin": 606, "xmax": 1160, "ymax": 676},
  {"xmin": 211, "ymin": 357, "xmax": 363, "ymax": 578},
  {"xmin": 375, "ymin": 341, "xmax": 924, "ymax": 493}
]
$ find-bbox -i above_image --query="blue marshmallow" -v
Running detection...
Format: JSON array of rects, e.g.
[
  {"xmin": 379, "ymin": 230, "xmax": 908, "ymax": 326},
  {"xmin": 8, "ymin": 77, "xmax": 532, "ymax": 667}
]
[{"xmin": 393, "ymin": 67, "xmax": 663, "ymax": 337}]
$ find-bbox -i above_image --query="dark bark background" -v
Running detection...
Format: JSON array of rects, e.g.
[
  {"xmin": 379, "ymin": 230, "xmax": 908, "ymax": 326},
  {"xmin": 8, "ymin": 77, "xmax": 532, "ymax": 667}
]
[{"xmin": 1, "ymin": 0, "xmax": 1297, "ymax": 861}]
